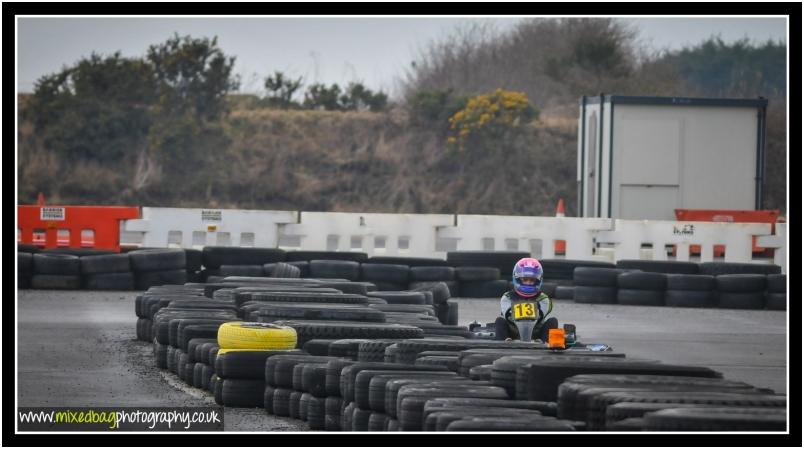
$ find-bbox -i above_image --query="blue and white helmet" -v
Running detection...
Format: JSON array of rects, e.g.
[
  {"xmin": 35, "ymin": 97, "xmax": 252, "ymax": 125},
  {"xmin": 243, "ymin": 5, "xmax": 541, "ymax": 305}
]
[{"xmin": 512, "ymin": 257, "xmax": 543, "ymax": 297}]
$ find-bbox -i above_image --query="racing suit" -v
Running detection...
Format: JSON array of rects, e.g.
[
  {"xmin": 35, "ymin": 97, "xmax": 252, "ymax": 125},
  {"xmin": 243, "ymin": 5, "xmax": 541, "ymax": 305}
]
[{"xmin": 495, "ymin": 290, "xmax": 558, "ymax": 341}]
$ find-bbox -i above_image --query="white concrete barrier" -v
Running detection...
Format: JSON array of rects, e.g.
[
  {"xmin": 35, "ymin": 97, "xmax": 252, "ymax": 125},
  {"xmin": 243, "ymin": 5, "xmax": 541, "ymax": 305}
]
[
  {"xmin": 756, "ymin": 222, "xmax": 787, "ymax": 273},
  {"xmin": 119, "ymin": 208, "xmax": 786, "ymax": 272},
  {"xmin": 596, "ymin": 219, "xmax": 774, "ymax": 264},
  {"xmin": 436, "ymin": 215, "xmax": 614, "ymax": 261},
  {"xmin": 121, "ymin": 207, "xmax": 298, "ymax": 248},
  {"xmin": 278, "ymin": 212, "xmax": 455, "ymax": 258}
]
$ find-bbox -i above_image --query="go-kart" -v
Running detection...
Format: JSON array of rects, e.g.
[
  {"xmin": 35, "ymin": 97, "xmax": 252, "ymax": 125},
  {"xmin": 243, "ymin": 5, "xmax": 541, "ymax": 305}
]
[{"xmin": 468, "ymin": 300, "xmax": 611, "ymax": 352}]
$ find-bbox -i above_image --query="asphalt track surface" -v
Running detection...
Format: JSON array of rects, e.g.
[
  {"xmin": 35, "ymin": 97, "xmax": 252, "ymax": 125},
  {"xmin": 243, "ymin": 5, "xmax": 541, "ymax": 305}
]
[{"xmin": 16, "ymin": 289, "xmax": 787, "ymax": 431}]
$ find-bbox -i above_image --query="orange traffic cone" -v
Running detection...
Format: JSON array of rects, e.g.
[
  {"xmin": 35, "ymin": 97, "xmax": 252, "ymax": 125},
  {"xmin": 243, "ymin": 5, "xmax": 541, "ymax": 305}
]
[{"xmin": 555, "ymin": 198, "xmax": 566, "ymax": 255}]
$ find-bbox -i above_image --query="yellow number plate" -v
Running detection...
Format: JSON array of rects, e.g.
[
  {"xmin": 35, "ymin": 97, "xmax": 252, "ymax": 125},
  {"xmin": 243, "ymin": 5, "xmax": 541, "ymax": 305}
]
[{"xmin": 513, "ymin": 302, "xmax": 536, "ymax": 320}]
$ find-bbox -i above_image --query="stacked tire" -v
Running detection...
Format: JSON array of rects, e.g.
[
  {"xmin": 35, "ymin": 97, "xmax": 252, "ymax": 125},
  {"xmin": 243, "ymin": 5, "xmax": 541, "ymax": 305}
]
[
  {"xmin": 360, "ymin": 263, "xmax": 410, "ymax": 291},
  {"xmin": 665, "ymin": 274, "xmax": 717, "ymax": 308},
  {"xmin": 201, "ymin": 246, "xmax": 286, "ymax": 281},
  {"xmin": 18, "ymin": 250, "xmax": 35, "ymax": 289},
  {"xmin": 715, "ymin": 274, "xmax": 767, "ymax": 310},
  {"xmin": 409, "ymin": 266, "xmax": 458, "ymax": 298},
  {"xmin": 765, "ymin": 274, "xmax": 786, "ymax": 311},
  {"xmin": 81, "ymin": 253, "xmax": 134, "ymax": 290},
  {"xmin": 31, "ymin": 253, "xmax": 82, "ymax": 289},
  {"xmin": 129, "ymin": 249, "xmax": 188, "ymax": 290},
  {"xmin": 455, "ymin": 267, "xmax": 508, "ymax": 298},
  {"xmin": 616, "ymin": 271, "xmax": 666, "ymax": 306},
  {"xmin": 573, "ymin": 267, "xmax": 625, "ymax": 304}
]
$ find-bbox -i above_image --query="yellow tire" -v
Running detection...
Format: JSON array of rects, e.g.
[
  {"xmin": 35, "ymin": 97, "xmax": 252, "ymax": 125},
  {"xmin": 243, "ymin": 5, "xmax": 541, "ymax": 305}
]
[
  {"xmin": 216, "ymin": 348, "xmax": 297, "ymax": 356},
  {"xmin": 217, "ymin": 322, "xmax": 297, "ymax": 350}
]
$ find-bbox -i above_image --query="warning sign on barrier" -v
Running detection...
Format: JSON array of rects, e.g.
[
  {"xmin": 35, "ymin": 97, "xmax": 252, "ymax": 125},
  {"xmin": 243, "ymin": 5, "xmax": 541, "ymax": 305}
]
[
  {"xmin": 40, "ymin": 207, "xmax": 65, "ymax": 221},
  {"xmin": 201, "ymin": 210, "xmax": 222, "ymax": 222}
]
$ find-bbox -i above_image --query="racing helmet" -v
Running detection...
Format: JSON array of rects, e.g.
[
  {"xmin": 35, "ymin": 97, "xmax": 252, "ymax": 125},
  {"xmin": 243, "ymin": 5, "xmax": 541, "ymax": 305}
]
[{"xmin": 512, "ymin": 257, "xmax": 543, "ymax": 298}]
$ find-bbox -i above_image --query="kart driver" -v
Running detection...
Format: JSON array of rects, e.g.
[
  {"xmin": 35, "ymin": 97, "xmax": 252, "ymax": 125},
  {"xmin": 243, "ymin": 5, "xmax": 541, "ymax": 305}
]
[{"xmin": 495, "ymin": 257, "xmax": 558, "ymax": 342}]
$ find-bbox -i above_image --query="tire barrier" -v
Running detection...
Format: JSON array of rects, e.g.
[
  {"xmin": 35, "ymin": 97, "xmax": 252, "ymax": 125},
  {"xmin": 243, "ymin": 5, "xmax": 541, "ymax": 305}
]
[
  {"xmin": 131, "ymin": 278, "xmax": 783, "ymax": 432},
  {"xmin": 23, "ymin": 244, "xmax": 782, "ymax": 312}
]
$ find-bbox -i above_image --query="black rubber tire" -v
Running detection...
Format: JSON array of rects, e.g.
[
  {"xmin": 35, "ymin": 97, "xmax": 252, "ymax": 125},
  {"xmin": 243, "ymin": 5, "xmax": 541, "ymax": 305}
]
[
  {"xmin": 368, "ymin": 412, "xmax": 390, "ymax": 431},
  {"xmin": 309, "ymin": 260, "xmax": 361, "ymax": 281},
  {"xmin": 459, "ymin": 280, "xmax": 509, "ymax": 298},
  {"xmin": 370, "ymin": 281, "xmax": 407, "ymax": 291},
  {"xmin": 408, "ymin": 281, "xmax": 452, "ymax": 304},
  {"xmin": 664, "ymin": 290, "xmax": 716, "ymax": 308},
  {"xmin": 83, "ymin": 272, "xmax": 134, "ymax": 290},
  {"xmin": 42, "ymin": 248, "xmax": 114, "ymax": 257},
  {"xmin": 665, "ymin": 274, "xmax": 715, "ymax": 291},
  {"xmin": 366, "ymin": 256, "xmax": 449, "ymax": 267},
  {"xmin": 129, "ymin": 249, "xmax": 186, "ymax": 272},
  {"xmin": 18, "ymin": 244, "xmax": 40, "ymax": 253},
  {"xmin": 765, "ymin": 292, "xmax": 786, "ymax": 310},
  {"xmin": 357, "ymin": 341, "xmax": 402, "ymax": 363},
  {"xmin": 154, "ymin": 342, "xmax": 168, "ymax": 368},
  {"xmin": 32, "ymin": 253, "xmax": 80, "ymax": 275},
  {"xmin": 360, "ymin": 263, "xmax": 411, "ymax": 284},
  {"xmin": 19, "ymin": 252, "xmax": 34, "ymax": 275},
  {"xmin": 325, "ymin": 359, "xmax": 357, "ymax": 396},
  {"xmin": 409, "ymin": 266, "xmax": 455, "ymax": 282},
  {"xmin": 301, "ymin": 364, "xmax": 330, "ymax": 397},
  {"xmin": 302, "ymin": 339, "xmax": 337, "ymax": 356},
  {"xmin": 642, "ymin": 407, "xmax": 787, "ymax": 431},
  {"xmin": 455, "ymin": 266, "xmax": 500, "ymax": 282},
  {"xmin": 698, "ymin": 262, "xmax": 781, "ymax": 276},
  {"xmin": 272, "ymin": 387, "xmax": 293, "ymax": 416},
  {"xmin": 31, "ymin": 274, "xmax": 81, "ymax": 289},
  {"xmin": 715, "ymin": 274, "xmax": 767, "ymax": 292},
  {"xmin": 766, "ymin": 274, "xmax": 786, "ymax": 293},
  {"xmin": 554, "ymin": 285, "xmax": 575, "ymax": 300},
  {"xmin": 444, "ymin": 416, "xmax": 575, "ymax": 431},
  {"xmin": 324, "ymin": 396, "xmax": 343, "ymax": 431},
  {"xmin": 80, "ymin": 253, "xmax": 131, "ymax": 274},
  {"xmin": 242, "ymin": 291, "xmax": 369, "ymax": 306},
  {"xmin": 615, "ymin": 259, "xmax": 699, "ymax": 274},
  {"xmin": 306, "ymin": 395, "xmax": 326, "ymax": 429},
  {"xmin": 573, "ymin": 286, "xmax": 617, "ymax": 304},
  {"xmin": 263, "ymin": 385, "xmax": 275, "ymax": 414},
  {"xmin": 192, "ymin": 362, "xmax": 204, "ymax": 388},
  {"xmin": 446, "ymin": 300, "xmax": 459, "ymax": 325},
  {"xmin": 540, "ymin": 282, "xmax": 558, "ymax": 297},
  {"xmin": 216, "ymin": 350, "xmax": 297, "ymax": 380},
  {"xmin": 188, "ymin": 339, "xmax": 218, "ymax": 363},
  {"xmin": 358, "ymin": 371, "xmax": 459, "ymax": 411},
  {"xmin": 212, "ymin": 375, "xmax": 223, "ymax": 405},
  {"xmin": 254, "ymin": 304, "xmax": 385, "ymax": 323},
  {"xmin": 573, "ymin": 267, "xmax": 624, "ymax": 287},
  {"xmin": 286, "ymin": 251, "xmax": 368, "ymax": 263},
  {"xmin": 367, "ymin": 291, "xmax": 426, "ymax": 305},
  {"xmin": 396, "ymin": 384, "xmax": 509, "ymax": 430},
  {"xmin": 134, "ymin": 270, "xmax": 188, "ymax": 290},
  {"xmin": 351, "ymin": 406, "xmax": 372, "ymax": 431},
  {"xmin": 341, "ymin": 402, "xmax": 355, "ymax": 431},
  {"xmin": 717, "ymin": 292, "xmax": 766, "ymax": 310},
  {"xmin": 519, "ymin": 359, "xmax": 723, "ymax": 402},
  {"xmin": 217, "ymin": 265, "xmax": 266, "ymax": 277},
  {"xmin": 267, "ymin": 355, "xmax": 339, "ymax": 387},
  {"xmin": 288, "ymin": 391, "xmax": 303, "ymax": 419},
  {"xmin": 202, "ymin": 246, "xmax": 286, "ymax": 269},
  {"xmin": 270, "ymin": 262, "xmax": 302, "ymax": 278},
  {"xmin": 589, "ymin": 391, "xmax": 785, "ymax": 430},
  {"xmin": 183, "ymin": 248, "xmax": 202, "ymax": 272},
  {"xmin": 616, "ymin": 289, "xmax": 665, "ymax": 306},
  {"xmin": 540, "ymin": 259, "xmax": 616, "ymax": 280},
  {"xmin": 340, "ymin": 362, "xmax": 450, "ymax": 403},
  {"xmin": 273, "ymin": 321, "xmax": 423, "ymax": 348},
  {"xmin": 447, "ymin": 251, "xmax": 530, "ymax": 281},
  {"xmin": 415, "ymin": 356, "xmax": 459, "ymax": 371},
  {"xmin": 616, "ymin": 271, "xmax": 666, "ymax": 290},
  {"xmin": 429, "ymin": 408, "xmax": 545, "ymax": 431}
]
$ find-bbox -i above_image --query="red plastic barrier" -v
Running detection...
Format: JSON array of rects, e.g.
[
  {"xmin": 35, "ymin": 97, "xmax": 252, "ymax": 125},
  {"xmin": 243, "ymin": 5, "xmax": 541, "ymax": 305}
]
[
  {"xmin": 674, "ymin": 209, "xmax": 781, "ymax": 256},
  {"xmin": 18, "ymin": 202, "xmax": 140, "ymax": 252}
]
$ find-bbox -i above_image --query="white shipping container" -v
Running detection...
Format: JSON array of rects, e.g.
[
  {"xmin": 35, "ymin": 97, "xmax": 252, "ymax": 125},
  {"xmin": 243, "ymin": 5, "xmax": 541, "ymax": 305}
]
[{"xmin": 577, "ymin": 95, "xmax": 768, "ymax": 220}]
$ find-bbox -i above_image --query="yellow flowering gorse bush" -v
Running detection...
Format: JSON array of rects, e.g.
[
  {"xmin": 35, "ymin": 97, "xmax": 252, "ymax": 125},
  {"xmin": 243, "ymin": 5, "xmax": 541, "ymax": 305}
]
[{"xmin": 447, "ymin": 89, "xmax": 536, "ymax": 150}]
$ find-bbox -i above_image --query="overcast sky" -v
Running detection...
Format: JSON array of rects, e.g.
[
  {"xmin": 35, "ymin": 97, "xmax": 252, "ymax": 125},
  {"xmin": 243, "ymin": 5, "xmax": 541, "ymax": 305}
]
[{"xmin": 16, "ymin": 16, "xmax": 787, "ymax": 97}]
